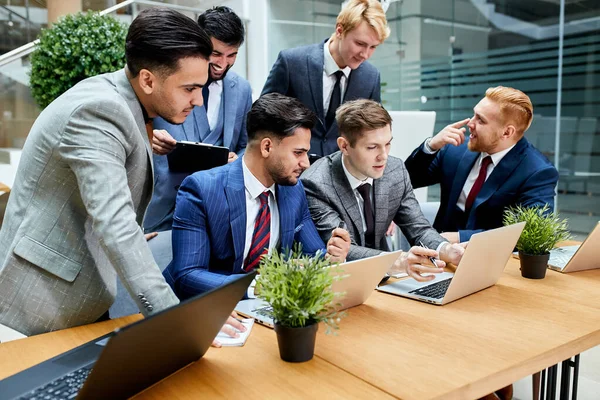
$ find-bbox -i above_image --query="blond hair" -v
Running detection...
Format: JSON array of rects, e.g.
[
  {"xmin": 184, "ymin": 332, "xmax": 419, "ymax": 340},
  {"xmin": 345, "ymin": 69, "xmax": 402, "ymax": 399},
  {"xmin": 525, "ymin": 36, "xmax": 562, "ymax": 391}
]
[
  {"xmin": 336, "ymin": 99, "xmax": 392, "ymax": 146},
  {"xmin": 336, "ymin": 0, "xmax": 390, "ymax": 42},
  {"xmin": 485, "ymin": 86, "xmax": 533, "ymax": 134}
]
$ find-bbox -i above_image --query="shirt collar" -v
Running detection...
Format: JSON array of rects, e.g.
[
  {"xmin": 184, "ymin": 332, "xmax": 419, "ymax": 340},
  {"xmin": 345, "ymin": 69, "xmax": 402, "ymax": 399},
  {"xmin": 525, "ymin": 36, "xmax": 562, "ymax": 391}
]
[
  {"xmin": 341, "ymin": 154, "xmax": 373, "ymax": 190},
  {"xmin": 323, "ymin": 40, "xmax": 351, "ymax": 79},
  {"xmin": 479, "ymin": 143, "xmax": 516, "ymax": 167},
  {"xmin": 242, "ymin": 156, "xmax": 276, "ymax": 199}
]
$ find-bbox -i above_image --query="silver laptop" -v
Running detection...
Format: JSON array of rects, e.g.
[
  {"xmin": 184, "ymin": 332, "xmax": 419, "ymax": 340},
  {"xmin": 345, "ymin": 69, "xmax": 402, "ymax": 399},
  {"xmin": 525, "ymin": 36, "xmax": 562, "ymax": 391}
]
[
  {"xmin": 377, "ymin": 223, "xmax": 525, "ymax": 305},
  {"xmin": 548, "ymin": 221, "xmax": 600, "ymax": 273},
  {"xmin": 236, "ymin": 251, "xmax": 403, "ymax": 327}
]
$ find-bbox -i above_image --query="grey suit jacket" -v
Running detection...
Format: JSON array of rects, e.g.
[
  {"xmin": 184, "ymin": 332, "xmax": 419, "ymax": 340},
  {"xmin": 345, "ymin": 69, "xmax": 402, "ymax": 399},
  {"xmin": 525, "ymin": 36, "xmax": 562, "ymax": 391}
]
[
  {"xmin": 301, "ymin": 152, "xmax": 444, "ymax": 261},
  {"xmin": 261, "ymin": 41, "xmax": 381, "ymax": 156},
  {"xmin": 0, "ymin": 69, "xmax": 179, "ymax": 336}
]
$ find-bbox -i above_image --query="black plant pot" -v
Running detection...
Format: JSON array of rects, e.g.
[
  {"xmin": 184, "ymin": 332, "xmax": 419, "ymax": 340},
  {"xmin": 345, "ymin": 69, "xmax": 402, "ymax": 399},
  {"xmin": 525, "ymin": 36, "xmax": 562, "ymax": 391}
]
[
  {"xmin": 519, "ymin": 251, "xmax": 550, "ymax": 279},
  {"xmin": 274, "ymin": 322, "xmax": 318, "ymax": 362}
]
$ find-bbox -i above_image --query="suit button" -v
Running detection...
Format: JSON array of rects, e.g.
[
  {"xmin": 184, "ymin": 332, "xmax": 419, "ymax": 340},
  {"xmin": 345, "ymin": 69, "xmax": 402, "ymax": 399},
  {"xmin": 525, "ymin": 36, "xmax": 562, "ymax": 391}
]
[
  {"xmin": 147, "ymin": 306, "xmax": 153, "ymax": 312},
  {"xmin": 137, "ymin": 293, "xmax": 144, "ymax": 299},
  {"xmin": 323, "ymin": 138, "xmax": 327, "ymax": 142}
]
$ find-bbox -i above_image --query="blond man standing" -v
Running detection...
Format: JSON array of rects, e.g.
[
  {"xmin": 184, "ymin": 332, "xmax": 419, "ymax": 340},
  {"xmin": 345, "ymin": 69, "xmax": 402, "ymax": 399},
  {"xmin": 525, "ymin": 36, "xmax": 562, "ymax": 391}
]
[{"xmin": 262, "ymin": 0, "xmax": 390, "ymax": 157}]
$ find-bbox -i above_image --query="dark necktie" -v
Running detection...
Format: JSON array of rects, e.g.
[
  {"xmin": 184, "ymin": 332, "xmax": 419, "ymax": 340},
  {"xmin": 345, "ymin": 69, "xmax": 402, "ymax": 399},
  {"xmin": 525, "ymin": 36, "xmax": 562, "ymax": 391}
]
[
  {"xmin": 465, "ymin": 156, "xmax": 493, "ymax": 212},
  {"xmin": 243, "ymin": 192, "xmax": 271, "ymax": 272},
  {"xmin": 202, "ymin": 77, "xmax": 213, "ymax": 111},
  {"xmin": 357, "ymin": 183, "xmax": 375, "ymax": 247},
  {"xmin": 325, "ymin": 70, "xmax": 344, "ymax": 130}
]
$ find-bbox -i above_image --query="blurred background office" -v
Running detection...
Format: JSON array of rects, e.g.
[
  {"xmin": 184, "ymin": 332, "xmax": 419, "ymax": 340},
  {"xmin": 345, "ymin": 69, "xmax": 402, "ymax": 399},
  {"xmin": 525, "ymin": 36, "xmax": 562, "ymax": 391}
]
[{"xmin": 0, "ymin": 0, "xmax": 598, "ymax": 240}]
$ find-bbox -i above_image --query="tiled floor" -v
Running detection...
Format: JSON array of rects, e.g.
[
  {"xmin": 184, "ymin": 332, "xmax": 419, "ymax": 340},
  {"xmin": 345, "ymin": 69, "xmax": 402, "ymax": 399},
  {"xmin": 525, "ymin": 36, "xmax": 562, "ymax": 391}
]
[{"xmin": 513, "ymin": 345, "xmax": 600, "ymax": 400}]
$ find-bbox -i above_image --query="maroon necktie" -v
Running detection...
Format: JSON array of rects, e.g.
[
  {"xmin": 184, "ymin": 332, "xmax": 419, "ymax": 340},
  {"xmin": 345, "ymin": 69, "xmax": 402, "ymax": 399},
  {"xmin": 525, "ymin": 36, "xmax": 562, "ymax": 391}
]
[
  {"xmin": 465, "ymin": 156, "xmax": 492, "ymax": 212},
  {"xmin": 243, "ymin": 192, "xmax": 271, "ymax": 272}
]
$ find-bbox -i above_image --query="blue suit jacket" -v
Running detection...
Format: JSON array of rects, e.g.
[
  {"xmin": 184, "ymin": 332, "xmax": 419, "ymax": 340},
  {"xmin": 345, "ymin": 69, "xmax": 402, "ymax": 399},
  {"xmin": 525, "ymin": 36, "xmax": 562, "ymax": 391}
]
[
  {"xmin": 261, "ymin": 41, "xmax": 381, "ymax": 156},
  {"xmin": 162, "ymin": 158, "xmax": 327, "ymax": 299},
  {"xmin": 144, "ymin": 71, "xmax": 252, "ymax": 232},
  {"xmin": 404, "ymin": 137, "xmax": 559, "ymax": 242}
]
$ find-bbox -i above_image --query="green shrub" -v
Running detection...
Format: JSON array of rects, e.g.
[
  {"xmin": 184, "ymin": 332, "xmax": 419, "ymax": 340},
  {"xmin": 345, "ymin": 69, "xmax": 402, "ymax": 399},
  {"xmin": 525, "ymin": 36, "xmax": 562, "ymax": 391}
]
[
  {"xmin": 29, "ymin": 12, "xmax": 127, "ymax": 109},
  {"xmin": 503, "ymin": 204, "xmax": 571, "ymax": 255},
  {"xmin": 256, "ymin": 245, "xmax": 345, "ymax": 332}
]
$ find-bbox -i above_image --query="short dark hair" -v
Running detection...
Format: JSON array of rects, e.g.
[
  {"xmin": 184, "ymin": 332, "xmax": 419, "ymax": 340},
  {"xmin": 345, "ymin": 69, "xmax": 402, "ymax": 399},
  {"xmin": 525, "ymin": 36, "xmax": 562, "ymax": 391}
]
[
  {"xmin": 125, "ymin": 8, "xmax": 213, "ymax": 77},
  {"xmin": 336, "ymin": 99, "xmax": 392, "ymax": 146},
  {"xmin": 198, "ymin": 6, "xmax": 245, "ymax": 47},
  {"xmin": 247, "ymin": 93, "xmax": 316, "ymax": 142}
]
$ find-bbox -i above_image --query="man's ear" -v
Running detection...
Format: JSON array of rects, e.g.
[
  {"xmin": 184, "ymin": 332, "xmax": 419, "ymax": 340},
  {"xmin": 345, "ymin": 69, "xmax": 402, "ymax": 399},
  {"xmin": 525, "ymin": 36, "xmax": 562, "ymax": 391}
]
[
  {"xmin": 137, "ymin": 69, "xmax": 157, "ymax": 95},
  {"xmin": 260, "ymin": 137, "xmax": 274, "ymax": 158},
  {"xmin": 503, "ymin": 124, "xmax": 517, "ymax": 140},
  {"xmin": 337, "ymin": 136, "xmax": 350, "ymax": 154},
  {"xmin": 335, "ymin": 23, "xmax": 344, "ymax": 39}
]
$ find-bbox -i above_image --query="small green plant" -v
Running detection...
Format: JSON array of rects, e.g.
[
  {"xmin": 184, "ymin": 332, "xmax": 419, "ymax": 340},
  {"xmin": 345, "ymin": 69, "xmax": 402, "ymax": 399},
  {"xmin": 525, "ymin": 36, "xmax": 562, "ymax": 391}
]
[
  {"xmin": 256, "ymin": 245, "xmax": 345, "ymax": 332},
  {"xmin": 503, "ymin": 204, "xmax": 571, "ymax": 255},
  {"xmin": 29, "ymin": 12, "xmax": 127, "ymax": 109}
]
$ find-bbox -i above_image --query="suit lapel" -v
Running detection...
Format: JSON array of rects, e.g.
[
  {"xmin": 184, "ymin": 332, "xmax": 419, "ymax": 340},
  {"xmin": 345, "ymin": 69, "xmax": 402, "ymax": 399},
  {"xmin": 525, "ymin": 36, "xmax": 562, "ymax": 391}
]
[
  {"xmin": 307, "ymin": 42, "xmax": 325, "ymax": 128},
  {"xmin": 372, "ymin": 176, "xmax": 389, "ymax": 249},
  {"xmin": 222, "ymin": 74, "xmax": 237, "ymax": 148},
  {"xmin": 276, "ymin": 186, "xmax": 294, "ymax": 250},
  {"xmin": 343, "ymin": 66, "xmax": 363, "ymax": 102},
  {"xmin": 469, "ymin": 138, "xmax": 528, "ymax": 220},
  {"xmin": 446, "ymin": 149, "xmax": 478, "ymax": 224},
  {"xmin": 182, "ymin": 108, "xmax": 199, "ymax": 141},
  {"xmin": 225, "ymin": 159, "xmax": 246, "ymax": 271},
  {"xmin": 331, "ymin": 154, "xmax": 365, "ymax": 245}
]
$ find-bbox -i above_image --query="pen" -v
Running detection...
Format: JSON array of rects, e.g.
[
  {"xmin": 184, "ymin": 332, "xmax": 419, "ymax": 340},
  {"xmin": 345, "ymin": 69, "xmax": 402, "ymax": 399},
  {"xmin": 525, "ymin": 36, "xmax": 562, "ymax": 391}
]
[
  {"xmin": 337, "ymin": 220, "xmax": 347, "ymax": 230},
  {"xmin": 419, "ymin": 240, "xmax": 440, "ymax": 269}
]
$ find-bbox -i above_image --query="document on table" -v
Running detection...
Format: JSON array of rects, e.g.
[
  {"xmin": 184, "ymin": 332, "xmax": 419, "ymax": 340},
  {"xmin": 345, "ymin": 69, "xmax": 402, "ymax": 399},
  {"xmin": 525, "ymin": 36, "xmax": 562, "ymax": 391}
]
[{"xmin": 214, "ymin": 318, "xmax": 255, "ymax": 346}]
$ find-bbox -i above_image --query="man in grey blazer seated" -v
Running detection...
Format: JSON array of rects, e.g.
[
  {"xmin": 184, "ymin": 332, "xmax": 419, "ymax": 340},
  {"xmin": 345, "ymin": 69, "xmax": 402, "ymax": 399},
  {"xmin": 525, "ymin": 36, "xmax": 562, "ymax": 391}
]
[
  {"xmin": 302, "ymin": 100, "xmax": 465, "ymax": 281},
  {"xmin": 0, "ymin": 8, "xmax": 244, "ymax": 341},
  {"xmin": 261, "ymin": 0, "xmax": 389, "ymax": 157},
  {"xmin": 145, "ymin": 7, "xmax": 253, "ymax": 233}
]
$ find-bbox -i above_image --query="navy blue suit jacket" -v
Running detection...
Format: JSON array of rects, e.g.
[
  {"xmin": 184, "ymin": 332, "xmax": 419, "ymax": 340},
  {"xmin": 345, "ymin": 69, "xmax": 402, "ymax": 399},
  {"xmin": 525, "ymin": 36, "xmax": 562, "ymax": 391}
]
[
  {"xmin": 261, "ymin": 41, "xmax": 381, "ymax": 156},
  {"xmin": 144, "ymin": 71, "xmax": 252, "ymax": 232},
  {"xmin": 404, "ymin": 137, "xmax": 558, "ymax": 242},
  {"xmin": 163, "ymin": 158, "xmax": 327, "ymax": 299}
]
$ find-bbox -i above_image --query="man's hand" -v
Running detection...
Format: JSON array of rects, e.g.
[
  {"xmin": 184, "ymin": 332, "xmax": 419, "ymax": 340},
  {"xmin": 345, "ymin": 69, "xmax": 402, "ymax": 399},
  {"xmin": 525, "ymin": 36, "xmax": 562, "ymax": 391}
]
[
  {"xmin": 144, "ymin": 232, "xmax": 158, "ymax": 241},
  {"xmin": 326, "ymin": 227, "xmax": 351, "ymax": 263},
  {"xmin": 438, "ymin": 242, "xmax": 467, "ymax": 266},
  {"xmin": 152, "ymin": 129, "xmax": 177, "ymax": 155},
  {"xmin": 211, "ymin": 311, "xmax": 247, "ymax": 348},
  {"xmin": 228, "ymin": 152, "xmax": 238, "ymax": 163},
  {"xmin": 428, "ymin": 118, "xmax": 470, "ymax": 151},
  {"xmin": 386, "ymin": 221, "xmax": 396, "ymax": 236},
  {"xmin": 389, "ymin": 246, "xmax": 445, "ymax": 282},
  {"xmin": 440, "ymin": 231, "xmax": 459, "ymax": 244}
]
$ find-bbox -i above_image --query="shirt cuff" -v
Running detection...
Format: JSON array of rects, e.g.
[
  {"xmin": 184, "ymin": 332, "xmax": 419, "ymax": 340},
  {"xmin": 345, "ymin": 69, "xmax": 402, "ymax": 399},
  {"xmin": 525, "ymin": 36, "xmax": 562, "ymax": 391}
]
[
  {"xmin": 436, "ymin": 241, "xmax": 448, "ymax": 254},
  {"xmin": 423, "ymin": 138, "xmax": 438, "ymax": 154}
]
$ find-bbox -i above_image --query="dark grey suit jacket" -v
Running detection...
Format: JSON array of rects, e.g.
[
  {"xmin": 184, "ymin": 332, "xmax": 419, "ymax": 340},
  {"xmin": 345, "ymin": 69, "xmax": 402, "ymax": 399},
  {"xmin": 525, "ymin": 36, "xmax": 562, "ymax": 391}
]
[
  {"xmin": 301, "ymin": 152, "xmax": 444, "ymax": 261},
  {"xmin": 261, "ymin": 41, "xmax": 381, "ymax": 156}
]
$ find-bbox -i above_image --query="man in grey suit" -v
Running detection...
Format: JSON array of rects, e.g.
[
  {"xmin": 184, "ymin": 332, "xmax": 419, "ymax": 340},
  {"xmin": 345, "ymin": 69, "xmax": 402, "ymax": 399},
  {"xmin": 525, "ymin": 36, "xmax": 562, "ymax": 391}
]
[
  {"xmin": 261, "ymin": 0, "xmax": 389, "ymax": 157},
  {"xmin": 146, "ymin": 7, "xmax": 253, "ymax": 232},
  {"xmin": 0, "ymin": 8, "xmax": 244, "ymax": 339},
  {"xmin": 302, "ymin": 100, "xmax": 465, "ymax": 281}
]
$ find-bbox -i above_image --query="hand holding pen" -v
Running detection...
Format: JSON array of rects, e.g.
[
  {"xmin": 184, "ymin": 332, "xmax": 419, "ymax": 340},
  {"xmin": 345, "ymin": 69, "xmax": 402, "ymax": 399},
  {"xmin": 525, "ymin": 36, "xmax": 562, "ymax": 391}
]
[
  {"xmin": 402, "ymin": 242, "xmax": 446, "ymax": 282},
  {"xmin": 326, "ymin": 220, "xmax": 350, "ymax": 262}
]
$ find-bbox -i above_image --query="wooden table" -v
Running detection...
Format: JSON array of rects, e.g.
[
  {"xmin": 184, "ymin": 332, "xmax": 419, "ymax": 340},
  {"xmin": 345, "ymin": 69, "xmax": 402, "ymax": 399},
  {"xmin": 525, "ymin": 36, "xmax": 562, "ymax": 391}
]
[{"xmin": 1, "ymin": 256, "xmax": 599, "ymax": 400}]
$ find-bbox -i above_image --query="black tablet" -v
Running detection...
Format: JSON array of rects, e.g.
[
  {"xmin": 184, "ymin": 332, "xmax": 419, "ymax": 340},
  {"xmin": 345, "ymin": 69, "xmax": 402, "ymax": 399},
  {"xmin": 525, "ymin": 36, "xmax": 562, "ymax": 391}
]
[{"xmin": 167, "ymin": 141, "xmax": 229, "ymax": 173}]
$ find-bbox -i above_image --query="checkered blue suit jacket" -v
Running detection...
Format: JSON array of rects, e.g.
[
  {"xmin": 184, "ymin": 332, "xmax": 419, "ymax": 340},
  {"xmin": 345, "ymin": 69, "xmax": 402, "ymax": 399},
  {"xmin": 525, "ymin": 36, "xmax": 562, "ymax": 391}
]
[{"xmin": 163, "ymin": 158, "xmax": 326, "ymax": 299}]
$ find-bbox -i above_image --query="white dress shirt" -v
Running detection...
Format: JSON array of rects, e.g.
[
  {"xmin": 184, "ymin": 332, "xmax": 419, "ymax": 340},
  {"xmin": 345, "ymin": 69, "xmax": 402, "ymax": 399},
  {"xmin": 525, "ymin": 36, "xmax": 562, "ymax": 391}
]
[
  {"xmin": 341, "ymin": 155, "xmax": 373, "ymax": 234},
  {"xmin": 241, "ymin": 157, "xmax": 280, "ymax": 262},
  {"xmin": 206, "ymin": 80, "xmax": 223, "ymax": 131},
  {"xmin": 456, "ymin": 145, "xmax": 515, "ymax": 211},
  {"xmin": 323, "ymin": 40, "xmax": 351, "ymax": 116}
]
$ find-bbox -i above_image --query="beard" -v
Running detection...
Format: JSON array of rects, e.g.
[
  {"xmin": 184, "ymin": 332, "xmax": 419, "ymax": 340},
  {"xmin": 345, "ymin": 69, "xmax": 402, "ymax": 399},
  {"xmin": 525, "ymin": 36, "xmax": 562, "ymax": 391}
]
[
  {"xmin": 268, "ymin": 159, "xmax": 304, "ymax": 186},
  {"xmin": 468, "ymin": 134, "xmax": 500, "ymax": 154}
]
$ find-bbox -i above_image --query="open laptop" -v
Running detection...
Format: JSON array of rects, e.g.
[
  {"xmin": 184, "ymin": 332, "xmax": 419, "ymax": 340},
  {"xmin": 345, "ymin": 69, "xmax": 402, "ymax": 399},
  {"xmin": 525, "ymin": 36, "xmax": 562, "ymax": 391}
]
[
  {"xmin": 377, "ymin": 222, "xmax": 525, "ymax": 305},
  {"xmin": 236, "ymin": 251, "xmax": 403, "ymax": 328},
  {"xmin": 548, "ymin": 221, "xmax": 600, "ymax": 273},
  {"xmin": 0, "ymin": 272, "xmax": 255, "ymax": 400}
]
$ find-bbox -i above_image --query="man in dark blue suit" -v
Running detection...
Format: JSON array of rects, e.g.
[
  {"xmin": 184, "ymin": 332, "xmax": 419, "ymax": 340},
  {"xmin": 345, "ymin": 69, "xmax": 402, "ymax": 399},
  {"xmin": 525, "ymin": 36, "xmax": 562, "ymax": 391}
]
[
  {"xmin": 144, "ymin": 7, "xmax": 253, "ymax": 232},
  {"xmin": 163, "ymin": 93, "xmax": 351, "ymax": 299},
  {"xmin": 261, "ymin": 0, "xmax": 389, "ymax": 157},
  {"xmin": 405, "ymin": 86, "xmax": 559, "ymax": 243}
]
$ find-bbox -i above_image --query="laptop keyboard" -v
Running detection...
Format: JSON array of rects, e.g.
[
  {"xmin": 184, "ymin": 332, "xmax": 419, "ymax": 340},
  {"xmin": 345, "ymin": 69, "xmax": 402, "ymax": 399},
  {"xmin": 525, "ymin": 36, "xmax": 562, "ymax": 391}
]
[
  {"xmin": 549, "ymin": 246, "xmax": 578, "ymax": 269},
  {"xmin": 18, "ymin": 365, "xmax": 92, "ymax": 400},
  {"xmin": 409, "ymin": 278, "xmax": 452, "ymax": 299}
]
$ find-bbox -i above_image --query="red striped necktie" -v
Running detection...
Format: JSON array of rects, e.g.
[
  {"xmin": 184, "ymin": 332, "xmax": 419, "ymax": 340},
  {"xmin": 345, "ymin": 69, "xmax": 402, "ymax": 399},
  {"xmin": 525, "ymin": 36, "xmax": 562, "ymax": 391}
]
[{"xmin": 243, "ymin": 191, "xmax": 271, "ymax": 272}]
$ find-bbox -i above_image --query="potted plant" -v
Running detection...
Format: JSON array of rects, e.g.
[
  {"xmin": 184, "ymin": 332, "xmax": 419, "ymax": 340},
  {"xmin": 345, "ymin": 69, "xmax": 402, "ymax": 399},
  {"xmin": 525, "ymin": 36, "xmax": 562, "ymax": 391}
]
[
  {"xmin": 29, "ymin": 12, "xmax": 127, "ymax": 109},
  {"xmin": 503, "ymin": 204, "xmax": 571, "ymax": 279},
  {"xmin": 256, "ymin": 246, "xmax": 344, "ymax": 362}
]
